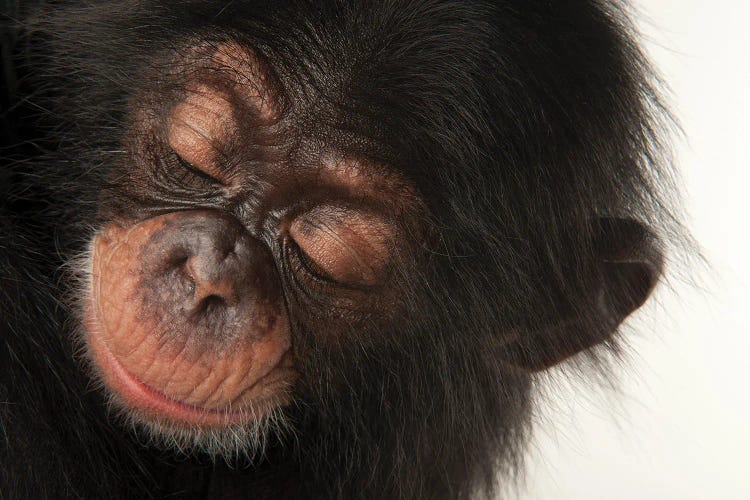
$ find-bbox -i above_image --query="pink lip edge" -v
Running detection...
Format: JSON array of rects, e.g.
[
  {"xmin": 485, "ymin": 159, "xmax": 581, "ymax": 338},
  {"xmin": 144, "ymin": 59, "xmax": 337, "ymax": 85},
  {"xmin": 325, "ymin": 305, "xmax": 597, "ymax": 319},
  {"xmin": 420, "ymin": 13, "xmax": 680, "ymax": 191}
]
[{"xmin": 87, "ymin": 328, "xmax": 259, "ymax": 427}]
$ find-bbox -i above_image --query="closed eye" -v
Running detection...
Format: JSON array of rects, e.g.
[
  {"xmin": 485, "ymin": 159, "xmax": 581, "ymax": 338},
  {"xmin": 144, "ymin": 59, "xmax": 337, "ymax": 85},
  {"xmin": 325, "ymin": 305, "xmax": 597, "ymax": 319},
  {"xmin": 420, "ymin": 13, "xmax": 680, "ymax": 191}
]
[
  {"xmin": 288, "ymin": 212, "xmax": 391, "ymax": 288},
  {"xmin": 287, "ymin": 237, "xmax": 339, "ymax": 285},
  {"xmin": 173, "ymin": 151, "xmax": 222, "ymax": 184}
]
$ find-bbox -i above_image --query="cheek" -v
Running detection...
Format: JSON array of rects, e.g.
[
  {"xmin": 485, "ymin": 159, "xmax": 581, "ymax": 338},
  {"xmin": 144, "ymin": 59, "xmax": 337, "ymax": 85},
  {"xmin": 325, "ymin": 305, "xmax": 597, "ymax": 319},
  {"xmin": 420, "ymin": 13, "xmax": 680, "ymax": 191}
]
[
  {"xmin": 84, "ymin": 212, "xmax": 296, "ymax": 425},
  {"xmin": 88, "ymin": 224, "xmax": 152, "ymax": 359}
]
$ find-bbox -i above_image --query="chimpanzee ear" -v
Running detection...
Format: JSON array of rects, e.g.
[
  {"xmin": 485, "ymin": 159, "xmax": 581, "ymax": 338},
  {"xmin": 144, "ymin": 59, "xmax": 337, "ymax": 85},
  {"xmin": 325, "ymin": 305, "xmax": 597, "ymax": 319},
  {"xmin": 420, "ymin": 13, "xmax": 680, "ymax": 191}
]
[{"xmin": 500, "ymin": 218, "xmax": 664, "ymax": 372}]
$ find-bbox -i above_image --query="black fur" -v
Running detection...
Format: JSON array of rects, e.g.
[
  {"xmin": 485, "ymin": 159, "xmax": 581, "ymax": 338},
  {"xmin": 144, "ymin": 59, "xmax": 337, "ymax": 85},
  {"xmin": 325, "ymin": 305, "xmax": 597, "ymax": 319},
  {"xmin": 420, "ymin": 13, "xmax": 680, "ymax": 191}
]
[{"xmin": 1, "ymin": 1, "xmax": 681, "ymax": 498}]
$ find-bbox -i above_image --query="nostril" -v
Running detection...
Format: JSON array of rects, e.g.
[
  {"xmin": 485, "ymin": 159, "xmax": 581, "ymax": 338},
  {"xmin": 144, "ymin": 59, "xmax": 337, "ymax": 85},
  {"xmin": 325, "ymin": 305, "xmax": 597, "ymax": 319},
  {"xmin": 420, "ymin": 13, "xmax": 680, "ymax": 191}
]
[
  {"xmin": 222, "ymin": 246, "xmax": 236, "ymax": 263},
  {"xmin": 188, "ymin": 293, "xmax": 227, "ymax": 320},
  {"xmin": 162, "ymin": 252, "xmax": 190, "ymax": 275},
  {"xmin": 201, "ymin": 293, "xmax": 226, "ymax": 311},
  {"xmin": 193, "ymin": 276, "xmax": 237, "ymax": 305}
]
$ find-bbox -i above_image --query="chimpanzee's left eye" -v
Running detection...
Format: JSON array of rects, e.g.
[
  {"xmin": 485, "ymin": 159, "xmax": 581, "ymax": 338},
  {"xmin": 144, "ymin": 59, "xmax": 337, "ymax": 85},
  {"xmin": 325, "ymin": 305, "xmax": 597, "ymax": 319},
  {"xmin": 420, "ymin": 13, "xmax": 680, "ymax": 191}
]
[{"xmin": 286, "ymin": 237, "xmax": 340, "ymax": 286}]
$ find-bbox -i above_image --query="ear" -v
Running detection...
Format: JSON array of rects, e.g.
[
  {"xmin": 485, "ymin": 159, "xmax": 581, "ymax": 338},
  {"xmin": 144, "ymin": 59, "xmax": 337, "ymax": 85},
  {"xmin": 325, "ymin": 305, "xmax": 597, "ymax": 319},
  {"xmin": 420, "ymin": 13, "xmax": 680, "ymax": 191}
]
[{"xmin": 500, "ymin": 218, "xmax": 664, "ymax": 372}]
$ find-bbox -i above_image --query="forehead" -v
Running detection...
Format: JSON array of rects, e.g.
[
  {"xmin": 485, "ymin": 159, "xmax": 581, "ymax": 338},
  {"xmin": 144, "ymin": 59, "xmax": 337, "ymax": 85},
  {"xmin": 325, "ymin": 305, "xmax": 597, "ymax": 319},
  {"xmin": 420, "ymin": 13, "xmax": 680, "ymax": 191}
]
[
  {"xmin": 167, "ymin": 41, "xmax": 281, "ymax": 124},
  {"xmin": 137, "ymin": 40, "xmax": 424, "ymax": 218}
]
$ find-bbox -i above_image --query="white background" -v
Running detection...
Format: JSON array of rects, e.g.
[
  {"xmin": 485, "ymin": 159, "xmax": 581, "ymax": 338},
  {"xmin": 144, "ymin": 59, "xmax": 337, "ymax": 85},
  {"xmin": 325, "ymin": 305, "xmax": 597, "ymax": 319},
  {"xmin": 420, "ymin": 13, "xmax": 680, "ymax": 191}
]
[{"xmin": 518, "ymin": 1, "xmax": 750, "ymax": 499}]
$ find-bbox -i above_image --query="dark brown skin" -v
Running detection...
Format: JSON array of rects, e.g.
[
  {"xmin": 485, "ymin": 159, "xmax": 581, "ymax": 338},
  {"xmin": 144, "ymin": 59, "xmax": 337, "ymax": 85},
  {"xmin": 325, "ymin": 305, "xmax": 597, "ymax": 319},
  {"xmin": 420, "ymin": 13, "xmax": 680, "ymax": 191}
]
[{"xmin": 85, "ymin": 42, "xmax": 419, "ymax": 432}]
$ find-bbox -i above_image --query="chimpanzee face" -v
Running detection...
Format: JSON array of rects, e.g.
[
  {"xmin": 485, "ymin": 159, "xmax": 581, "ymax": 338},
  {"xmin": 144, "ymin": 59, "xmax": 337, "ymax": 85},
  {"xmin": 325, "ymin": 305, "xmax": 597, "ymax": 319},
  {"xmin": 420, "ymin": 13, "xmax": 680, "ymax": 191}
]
[
  {"xmin": 1, "ymin": 2, "xmax": 679, "ymax": 498},
  {"xmin": 83, "ymin": 41, "xmax": 424, "ymax": 446},
  {"xmin": 71, "ymin": 3, "xmax": 666, "ymax": 467}
]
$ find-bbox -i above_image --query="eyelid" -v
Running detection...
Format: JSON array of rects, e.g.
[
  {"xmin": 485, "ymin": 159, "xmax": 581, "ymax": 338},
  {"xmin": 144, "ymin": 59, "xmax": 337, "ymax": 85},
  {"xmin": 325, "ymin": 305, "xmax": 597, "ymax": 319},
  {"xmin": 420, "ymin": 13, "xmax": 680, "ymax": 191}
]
[
  {"xmin": 287, "ymin": 237, "xmax": 339, "ymax": 286},
  {"xmin": 288, "ymin": 212, "xmax": 391, "ymax": 288},
  {"xmin": 173, "ymin": 150, "xmax": 223, "ymax": 184}
]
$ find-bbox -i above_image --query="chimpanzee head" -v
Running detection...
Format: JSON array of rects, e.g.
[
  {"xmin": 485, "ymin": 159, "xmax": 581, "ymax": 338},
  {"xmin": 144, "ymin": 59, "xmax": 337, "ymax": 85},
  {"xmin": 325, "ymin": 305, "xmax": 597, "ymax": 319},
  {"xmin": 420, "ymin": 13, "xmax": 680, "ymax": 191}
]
[{"xmin": 33, "ymin": 0, "xmax": 676, "ymax": 496}]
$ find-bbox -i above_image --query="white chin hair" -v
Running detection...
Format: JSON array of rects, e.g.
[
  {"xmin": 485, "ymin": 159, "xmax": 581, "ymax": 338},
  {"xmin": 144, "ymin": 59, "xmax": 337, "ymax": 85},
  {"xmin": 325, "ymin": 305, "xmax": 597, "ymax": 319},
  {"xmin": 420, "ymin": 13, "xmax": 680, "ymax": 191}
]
[{"xmin": 107, "ymin": 394, "xmax": 293, "ymax": 461}]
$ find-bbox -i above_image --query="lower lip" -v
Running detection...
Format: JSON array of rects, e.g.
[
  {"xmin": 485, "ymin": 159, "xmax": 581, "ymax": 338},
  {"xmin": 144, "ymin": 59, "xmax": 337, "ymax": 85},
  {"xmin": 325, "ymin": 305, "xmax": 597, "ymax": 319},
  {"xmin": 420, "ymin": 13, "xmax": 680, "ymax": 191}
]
[{"xmin": 87, "ymin": 326, "xmax": 262, "ymax": 427}]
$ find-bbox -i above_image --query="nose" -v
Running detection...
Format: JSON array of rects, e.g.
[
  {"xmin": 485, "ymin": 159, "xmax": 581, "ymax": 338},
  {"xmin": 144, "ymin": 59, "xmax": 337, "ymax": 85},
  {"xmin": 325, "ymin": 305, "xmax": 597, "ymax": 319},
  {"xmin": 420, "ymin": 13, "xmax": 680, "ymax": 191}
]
[
  {"xmin": 142, "ymin": 210, "xmax": 281, "ymax": 337},
  {"xmin": 184, "ymin": 240, "xmax": 243, "ymax": 311}
]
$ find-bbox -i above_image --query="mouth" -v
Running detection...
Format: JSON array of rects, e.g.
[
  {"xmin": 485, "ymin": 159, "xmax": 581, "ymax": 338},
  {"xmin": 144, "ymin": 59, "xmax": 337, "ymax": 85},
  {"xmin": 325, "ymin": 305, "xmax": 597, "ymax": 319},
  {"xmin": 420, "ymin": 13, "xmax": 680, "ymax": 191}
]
[{"xmin": 85, "ymin": 313, "xmax": 295, "ymax": 427}]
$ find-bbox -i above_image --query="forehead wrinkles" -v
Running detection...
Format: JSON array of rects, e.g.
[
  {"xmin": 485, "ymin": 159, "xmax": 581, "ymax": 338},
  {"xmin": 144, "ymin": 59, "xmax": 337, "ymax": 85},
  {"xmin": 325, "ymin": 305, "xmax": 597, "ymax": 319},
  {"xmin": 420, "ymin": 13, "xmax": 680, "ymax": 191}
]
[
  {"xmin": 168, "ymin": 84, "xmax": 234, "ymax": 147},
  {"xmin": 206, "ymin": 41, "xmax": 281, "ymax": 124},
  {"xmin": 165, "ymin": 41, "xmax": 284, "ymax": 168},
  {"xmin": 167, "ymin": 40, "xmax": 281, "ymax": 125},
  {"xmin": 165, "ymin": 41, "xmax": 422, "ymax": 216}
]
